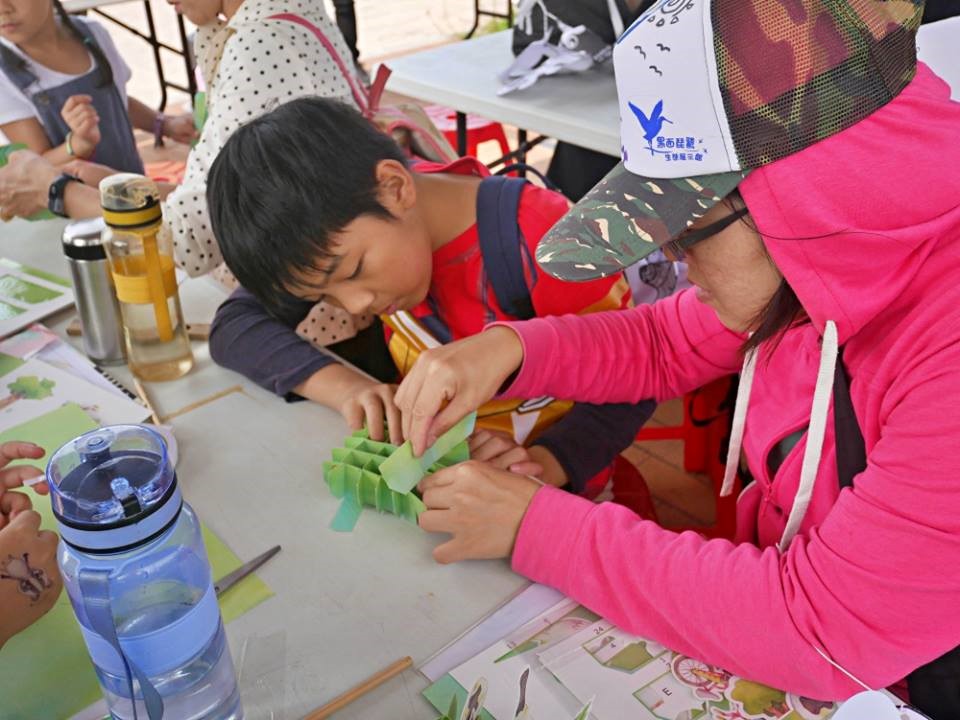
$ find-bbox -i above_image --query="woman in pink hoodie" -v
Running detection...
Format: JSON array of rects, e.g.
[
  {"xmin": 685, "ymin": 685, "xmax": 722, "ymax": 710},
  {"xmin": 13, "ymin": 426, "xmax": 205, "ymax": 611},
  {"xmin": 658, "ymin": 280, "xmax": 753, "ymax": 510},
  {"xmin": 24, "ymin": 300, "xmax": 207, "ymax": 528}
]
[{"xmin": 394, "ymin": 0, "xmax": 960, "ymax": 715}]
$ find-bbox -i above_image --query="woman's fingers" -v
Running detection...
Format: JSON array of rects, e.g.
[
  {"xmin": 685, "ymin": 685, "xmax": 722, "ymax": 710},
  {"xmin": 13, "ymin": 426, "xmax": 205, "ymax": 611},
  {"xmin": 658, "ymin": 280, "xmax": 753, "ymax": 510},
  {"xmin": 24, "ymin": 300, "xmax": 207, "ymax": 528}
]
[
  {"xmin": 0, "ymin": 464, "xmax": 44, "ymax": 491},
  {"xmin": 382, "ymin": 387, "xmax": 404, "ymax": 446},
  {"xmin": 361, "ymin": 394, "xmax": 386, "ymax": 442}
]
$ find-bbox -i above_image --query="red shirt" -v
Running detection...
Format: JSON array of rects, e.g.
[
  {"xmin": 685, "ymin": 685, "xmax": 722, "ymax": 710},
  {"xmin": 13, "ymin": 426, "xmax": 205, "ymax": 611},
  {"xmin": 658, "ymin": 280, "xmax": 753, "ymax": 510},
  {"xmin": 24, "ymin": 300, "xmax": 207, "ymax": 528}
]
[{"xmin": 400, "ymin": 157, "xmax": 631, "ymax": 343}]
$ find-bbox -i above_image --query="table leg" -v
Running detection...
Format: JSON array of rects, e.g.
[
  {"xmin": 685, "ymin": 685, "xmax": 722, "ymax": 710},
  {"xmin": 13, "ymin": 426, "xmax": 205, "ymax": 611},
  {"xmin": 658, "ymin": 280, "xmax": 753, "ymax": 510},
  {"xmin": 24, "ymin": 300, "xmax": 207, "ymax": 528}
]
[
  {"xmin": 456, "ymin": 112, "xmax": 468, "ymax": 157},
  {"xmin": 141, "ymin": 0, "xmax": 168, "ymax": 112},
  {"xmin": 517, "ymin": 128, "xmax": 528, "ymax": 177},
  {"xmin": 466, "ymin": 0, "xmax": 514, "ymax": 39}
]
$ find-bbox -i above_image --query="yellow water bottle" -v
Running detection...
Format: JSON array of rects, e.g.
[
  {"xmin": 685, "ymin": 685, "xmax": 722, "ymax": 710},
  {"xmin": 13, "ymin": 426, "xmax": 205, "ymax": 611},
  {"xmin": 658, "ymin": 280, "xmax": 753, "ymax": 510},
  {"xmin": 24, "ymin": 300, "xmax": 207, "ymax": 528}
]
[{"xmin": 100, "ymin": 174, "xmax": 194, "ymax": 381}]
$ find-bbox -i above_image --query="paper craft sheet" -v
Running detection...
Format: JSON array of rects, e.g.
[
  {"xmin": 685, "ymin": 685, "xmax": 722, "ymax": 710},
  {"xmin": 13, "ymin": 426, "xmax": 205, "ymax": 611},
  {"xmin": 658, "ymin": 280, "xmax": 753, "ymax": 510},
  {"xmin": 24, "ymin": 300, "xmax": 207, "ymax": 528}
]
[
  {"xmin": 425, "ymin": 594, "xmax": 842, "ymax": 720},
  {"xmin": 0, "ymin": 352, "xmax": 148, "ymax": 426},
  {"xmin": 0, "ymin": 258, "xmax": 73, "ymax": 338}
]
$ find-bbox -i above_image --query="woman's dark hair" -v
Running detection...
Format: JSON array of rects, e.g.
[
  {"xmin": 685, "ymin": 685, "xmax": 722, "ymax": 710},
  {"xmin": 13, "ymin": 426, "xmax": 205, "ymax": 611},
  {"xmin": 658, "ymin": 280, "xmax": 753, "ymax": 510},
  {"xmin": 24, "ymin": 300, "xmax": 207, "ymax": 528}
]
[
  {"xmin": 0, "ymin": 2, "xmax": 113, "ymax": 88},
  {"xmin": 206, "ymin": 96, "xmax": 410, "ymax": 319},
  {"xmin": 721, "ymin": 190, "xmax": 806, "ymax": 354}
]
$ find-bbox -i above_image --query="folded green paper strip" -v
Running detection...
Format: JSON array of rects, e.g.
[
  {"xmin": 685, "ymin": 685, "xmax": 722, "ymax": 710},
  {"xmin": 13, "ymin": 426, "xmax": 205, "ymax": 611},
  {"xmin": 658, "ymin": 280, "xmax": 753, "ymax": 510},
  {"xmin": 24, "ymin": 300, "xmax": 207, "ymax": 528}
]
[
  {"xmin": 381, "ymin": 412, "xmax": 476, "ymax": 494},
  {"xmin": 323, "ymin": 425, "xmax": 472, "ymax": 531}
]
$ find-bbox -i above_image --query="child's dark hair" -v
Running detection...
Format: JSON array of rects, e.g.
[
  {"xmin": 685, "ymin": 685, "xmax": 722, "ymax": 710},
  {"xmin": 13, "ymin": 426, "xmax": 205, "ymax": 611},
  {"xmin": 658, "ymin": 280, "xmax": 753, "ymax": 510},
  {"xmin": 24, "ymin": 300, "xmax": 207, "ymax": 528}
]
[
  {"xmin": 207, "ymin": 96, "xmax": 409, "ymax": 318},
  {"xmin": 0, "ymin": 2, "xmax": 113, "ymax": 88}
]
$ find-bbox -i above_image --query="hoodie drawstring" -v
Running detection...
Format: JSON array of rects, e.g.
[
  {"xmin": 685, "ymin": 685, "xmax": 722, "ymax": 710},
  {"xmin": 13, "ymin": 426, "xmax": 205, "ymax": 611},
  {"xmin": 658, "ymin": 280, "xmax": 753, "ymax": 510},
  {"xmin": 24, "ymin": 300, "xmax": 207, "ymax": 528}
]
[
  {"xmin": 778, "ymin": 320, "xmax": 839, "ymax": 550},
  {"xmin": 720, "ymin": 347, "xmax": 758, "ymax": 497},
  {"xmin": 718, "ymin": 321, "xmax": 840, "ymax": 551}
]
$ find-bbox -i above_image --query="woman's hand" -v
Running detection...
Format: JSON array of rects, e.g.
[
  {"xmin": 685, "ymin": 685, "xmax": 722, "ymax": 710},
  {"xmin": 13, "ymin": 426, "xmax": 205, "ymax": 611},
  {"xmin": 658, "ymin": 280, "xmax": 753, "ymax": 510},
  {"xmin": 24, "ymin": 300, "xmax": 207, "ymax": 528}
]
[
  {"xmin": 0, "ymin": 150, "xmax": 58, "ymax": 221},
  {"xmin": 395, "ymin": 327, "xmax": 524, "ymax": 457},
  {"xmin": 469, "ymin": 429, "xmax": 543, "ymax": 478},
  {"xmin": 0, "ymin": 502, "xmax": 62, "ymax": 649},
  {"xmin": 60, "ymin": 95, "xmax": 100, "ymax": 159},
  {"xmin": 418, "ymin": 461, "xmax": 542, "ymax": 564},
  {"xmin": 162, "ymin": 114, "xmax": 199, "ymax": 145}
]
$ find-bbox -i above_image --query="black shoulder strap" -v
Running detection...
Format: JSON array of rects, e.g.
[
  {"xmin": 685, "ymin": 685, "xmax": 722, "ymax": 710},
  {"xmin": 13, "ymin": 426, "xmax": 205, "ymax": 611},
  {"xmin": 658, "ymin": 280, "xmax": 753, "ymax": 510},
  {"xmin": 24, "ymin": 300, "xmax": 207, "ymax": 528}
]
[
  {"xmin": 476, "ymin": 175, "xmax": 537, "ymax": 320},
  {"xmin": 833, "ymin": 347, "xmax": 866, "ymax": 488}
]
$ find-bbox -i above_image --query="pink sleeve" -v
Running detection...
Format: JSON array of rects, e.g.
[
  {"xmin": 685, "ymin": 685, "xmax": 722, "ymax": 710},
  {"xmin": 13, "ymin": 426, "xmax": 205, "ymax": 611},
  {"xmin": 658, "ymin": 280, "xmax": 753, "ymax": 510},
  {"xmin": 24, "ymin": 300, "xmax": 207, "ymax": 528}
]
[
  {"xmin": 513, "ymin": 355, "xmax": 960, "ymax": 697},
  {"xmin": 494, "ymin": 289, "xmax": 744, "ymax": 404}
]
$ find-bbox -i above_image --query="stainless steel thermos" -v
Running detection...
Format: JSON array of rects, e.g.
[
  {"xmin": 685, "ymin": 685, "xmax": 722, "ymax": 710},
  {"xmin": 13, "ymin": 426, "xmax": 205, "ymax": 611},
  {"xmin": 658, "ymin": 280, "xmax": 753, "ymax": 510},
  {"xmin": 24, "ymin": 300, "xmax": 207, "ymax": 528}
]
[{"xmin": 61, "ymin": 217, "xmax": 126, "ymax": 365}]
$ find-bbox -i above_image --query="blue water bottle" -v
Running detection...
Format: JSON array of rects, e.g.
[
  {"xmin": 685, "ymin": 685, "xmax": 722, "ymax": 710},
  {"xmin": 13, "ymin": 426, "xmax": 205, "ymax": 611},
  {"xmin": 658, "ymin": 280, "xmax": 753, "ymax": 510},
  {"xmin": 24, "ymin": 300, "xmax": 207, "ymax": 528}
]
[{"xmin": 46, "ymin": 425, "xmax": 243, "ymax": 720}]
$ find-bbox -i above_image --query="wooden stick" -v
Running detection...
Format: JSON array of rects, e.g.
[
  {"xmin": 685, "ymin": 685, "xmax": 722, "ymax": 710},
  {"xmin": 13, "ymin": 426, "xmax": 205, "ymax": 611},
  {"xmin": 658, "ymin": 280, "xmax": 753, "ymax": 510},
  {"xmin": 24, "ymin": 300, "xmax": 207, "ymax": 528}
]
[
  {"xmin": 132, "ymin": 377, "xmax": 163, "ymax": 426},
  {"xmin": 161, "ymin": 385, "xmax": 243, "ymax": 422},
  {"xmin": 303, "ymin": 656, "xmax": 413, "ymax": 719}
]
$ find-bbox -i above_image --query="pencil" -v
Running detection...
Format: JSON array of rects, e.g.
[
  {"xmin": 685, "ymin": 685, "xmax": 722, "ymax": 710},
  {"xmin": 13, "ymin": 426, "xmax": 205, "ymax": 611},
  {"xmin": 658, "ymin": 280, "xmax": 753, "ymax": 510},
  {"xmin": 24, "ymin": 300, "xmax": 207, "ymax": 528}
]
[
  {"xmin": 132, "ymin": 377, "xmax": 163, "ymax": 426},
  {"xmin": 303, "ymin": 656, "xmax": 413, "ymax": 719}
]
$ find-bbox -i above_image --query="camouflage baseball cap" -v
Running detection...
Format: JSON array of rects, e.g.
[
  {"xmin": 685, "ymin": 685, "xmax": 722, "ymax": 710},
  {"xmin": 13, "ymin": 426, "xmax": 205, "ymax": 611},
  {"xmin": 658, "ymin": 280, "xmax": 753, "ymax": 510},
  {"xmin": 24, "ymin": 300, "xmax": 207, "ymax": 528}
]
[{"xmin": 537, "ymin": 0, "xmax": 924, "ymax": 282}]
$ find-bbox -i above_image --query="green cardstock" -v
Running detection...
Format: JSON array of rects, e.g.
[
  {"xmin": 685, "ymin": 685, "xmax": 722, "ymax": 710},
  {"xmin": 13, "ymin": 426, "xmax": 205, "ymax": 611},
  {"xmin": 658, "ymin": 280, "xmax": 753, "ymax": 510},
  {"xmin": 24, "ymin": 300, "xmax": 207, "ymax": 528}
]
[{"xmin": 380, "ymin": 412, "xmax": 477, "ymax": 495}]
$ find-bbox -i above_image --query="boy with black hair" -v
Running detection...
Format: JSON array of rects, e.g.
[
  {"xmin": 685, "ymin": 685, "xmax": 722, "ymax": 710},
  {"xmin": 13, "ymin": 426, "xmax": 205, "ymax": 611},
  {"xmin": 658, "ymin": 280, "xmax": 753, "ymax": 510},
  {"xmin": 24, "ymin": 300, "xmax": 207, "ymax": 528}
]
[{"xmin": 206, "ymin": 96, "xmax": 655, "ymax": 499}]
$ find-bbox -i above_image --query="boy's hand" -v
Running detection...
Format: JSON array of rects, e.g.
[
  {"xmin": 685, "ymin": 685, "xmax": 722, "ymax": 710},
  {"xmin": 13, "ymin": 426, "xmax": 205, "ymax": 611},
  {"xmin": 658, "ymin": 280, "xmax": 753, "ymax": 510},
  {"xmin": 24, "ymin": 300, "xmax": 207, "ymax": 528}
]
[
  {"xmin": 0, "ymin": 442, "xmax": 47, "ymax": 501},
  {"xmin": 0, "ymin": 505, "xmax": 62, "ymax": 649},
  {"xmin": 61, "ymin": 95, "xmax": 100, "ymax": 158},
  {"xmin": 417, "ymin": 461, "xmax": 541, "ymax": 564},
  {"xmin": 395, "ymin": 326, "xmax": 524, "ymax": 457},
  {"xmin": 469, "ymin": 430, "xmax": 543, "ymax": 478},
  {"xmin": 162, "ymin": 114, "xmax": 200, "ymax": 145},
  {"xmin": 340, "ymin": 382, "xmax": 403, "ymax": 446}
]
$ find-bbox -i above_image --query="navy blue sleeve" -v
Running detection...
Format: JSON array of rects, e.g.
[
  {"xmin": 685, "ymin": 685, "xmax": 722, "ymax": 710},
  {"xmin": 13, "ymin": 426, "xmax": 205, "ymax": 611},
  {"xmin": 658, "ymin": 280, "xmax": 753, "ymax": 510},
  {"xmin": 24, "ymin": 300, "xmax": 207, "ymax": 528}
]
[
  {"xmin": 530, "ymin": 400, "xmax": 657, "ymax": 493},
  {"xmin": 209, "ymin": 287, "xmax": 338, "ymax": 399}
]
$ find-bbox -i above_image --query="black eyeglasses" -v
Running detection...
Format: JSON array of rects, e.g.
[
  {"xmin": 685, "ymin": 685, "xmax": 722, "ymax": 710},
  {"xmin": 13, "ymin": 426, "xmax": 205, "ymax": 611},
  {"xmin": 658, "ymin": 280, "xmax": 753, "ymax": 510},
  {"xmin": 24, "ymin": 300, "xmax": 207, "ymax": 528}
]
[{"xmin": 662, "ymin": 206, "xmax": 750, "ymax": 261}]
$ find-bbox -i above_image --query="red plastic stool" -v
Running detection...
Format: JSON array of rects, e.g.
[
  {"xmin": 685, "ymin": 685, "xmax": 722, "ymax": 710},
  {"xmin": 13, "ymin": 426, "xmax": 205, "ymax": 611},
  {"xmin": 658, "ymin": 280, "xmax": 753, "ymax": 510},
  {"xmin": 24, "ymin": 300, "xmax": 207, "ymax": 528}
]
[
  {"xmin": 635, "ymin": 376, "xmax": 739, "ymax": 539},
  {"xmin": 424, "ymin": 104, "xmax": 512, "ymax": 161}
]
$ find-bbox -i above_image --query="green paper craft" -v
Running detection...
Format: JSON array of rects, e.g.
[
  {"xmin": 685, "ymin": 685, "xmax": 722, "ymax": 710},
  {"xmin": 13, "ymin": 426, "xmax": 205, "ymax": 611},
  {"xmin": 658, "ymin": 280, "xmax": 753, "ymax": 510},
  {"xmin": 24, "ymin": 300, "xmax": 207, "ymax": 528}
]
[
  {"xmin": 323, "ymin": 427, "xmax": 471, "ymax": 531},
  {"xmin": 0, "ymin": 403, "xmax": 274, "ymax": 720},
  {"xmin": 381, "ymin": 412, "xmax": 476, "ymax": 494}
]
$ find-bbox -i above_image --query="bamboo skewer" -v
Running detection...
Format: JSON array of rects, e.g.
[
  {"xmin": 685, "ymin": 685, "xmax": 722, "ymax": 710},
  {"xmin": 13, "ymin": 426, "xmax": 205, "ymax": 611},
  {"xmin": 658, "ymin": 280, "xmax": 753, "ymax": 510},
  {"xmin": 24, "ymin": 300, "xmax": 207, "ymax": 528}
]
[{"xmin": 302, "ymin": 656, "xmax": 414, "ymax": 719}]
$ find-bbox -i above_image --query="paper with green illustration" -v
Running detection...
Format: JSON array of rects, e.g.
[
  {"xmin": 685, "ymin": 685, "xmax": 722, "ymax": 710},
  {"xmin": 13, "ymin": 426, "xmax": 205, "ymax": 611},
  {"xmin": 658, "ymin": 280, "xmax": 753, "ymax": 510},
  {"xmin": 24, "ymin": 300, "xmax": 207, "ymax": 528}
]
[
  {"xmin": 0, "ymin": 259, "xmax": 73, "ymax": 338},
  {"xmin": 0, "ymin": 402, "xmax": 274, "ymax": 720}
]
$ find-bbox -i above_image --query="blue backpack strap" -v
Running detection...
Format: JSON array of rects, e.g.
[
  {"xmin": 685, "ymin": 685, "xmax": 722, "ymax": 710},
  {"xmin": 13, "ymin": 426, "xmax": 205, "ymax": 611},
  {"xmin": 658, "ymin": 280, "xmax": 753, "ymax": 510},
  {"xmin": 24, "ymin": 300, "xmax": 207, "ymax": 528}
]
[{"xmin": 476, "ymin": 175, "xmax": 537, "ymax": 321}]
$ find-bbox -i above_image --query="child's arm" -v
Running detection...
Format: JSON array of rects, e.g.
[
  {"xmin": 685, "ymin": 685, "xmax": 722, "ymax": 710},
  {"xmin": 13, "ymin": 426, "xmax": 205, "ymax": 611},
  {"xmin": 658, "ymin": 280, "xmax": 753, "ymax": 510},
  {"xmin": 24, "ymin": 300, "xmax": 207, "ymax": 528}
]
[
  {"xmin": 1, "ymin": 94, "xmax": 99, "ymax": 166},
  {"xmin": 127, "ymin": 98, "xmax": 197, "ymax": 146},
  {"xmin": 209, "ymin": 289, "xmax": 402, "ymax": 442},
  {"xmin": 529, "ymin": 400, "xmax": 657, "ymax": 493}
]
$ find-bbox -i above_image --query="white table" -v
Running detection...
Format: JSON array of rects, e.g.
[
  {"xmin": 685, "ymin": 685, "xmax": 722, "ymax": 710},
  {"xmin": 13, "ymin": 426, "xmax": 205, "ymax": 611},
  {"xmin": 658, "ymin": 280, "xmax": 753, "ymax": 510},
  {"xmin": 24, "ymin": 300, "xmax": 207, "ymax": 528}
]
[
  {"xmin": 384, "ymin": 30, "xmax": 620, "ymax": 158},
  {"xmin": 1, "ymin": 218, "xmax": 527, "ymax": 720},
  {"xmin": 383, "ymin": 21, "xmax": 958, "ymax": 162},
  {"xmin": 62, "ymin": 0, "xmax": 196, "ymax": 111}
]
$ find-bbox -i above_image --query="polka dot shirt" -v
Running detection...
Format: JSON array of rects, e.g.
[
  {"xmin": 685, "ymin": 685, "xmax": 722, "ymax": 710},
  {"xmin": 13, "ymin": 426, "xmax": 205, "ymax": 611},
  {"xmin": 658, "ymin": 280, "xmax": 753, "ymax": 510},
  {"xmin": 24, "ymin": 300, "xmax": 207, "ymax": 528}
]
[{"xmin": 160, "ymin": 0, "xmax": 367, "ymax": 345}]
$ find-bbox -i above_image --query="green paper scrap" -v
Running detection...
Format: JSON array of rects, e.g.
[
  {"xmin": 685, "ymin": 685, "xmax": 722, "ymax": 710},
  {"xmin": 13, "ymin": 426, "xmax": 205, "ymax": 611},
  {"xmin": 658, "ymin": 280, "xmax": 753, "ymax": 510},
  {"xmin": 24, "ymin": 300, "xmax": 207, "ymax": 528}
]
[
  {"xmin": 0, "ymin": 145, "xmax": 56, "ymax": 221},
  {"xmin": 331, "ymin": 493, "xmax": 363, "ymax": 532},
  {"xmin": 0, "ymin": 403, "xmax": 274, "ymax": 719},
  {"xmin": 381, "ymin": 412, "xmax": 477, "ymax": 494}
]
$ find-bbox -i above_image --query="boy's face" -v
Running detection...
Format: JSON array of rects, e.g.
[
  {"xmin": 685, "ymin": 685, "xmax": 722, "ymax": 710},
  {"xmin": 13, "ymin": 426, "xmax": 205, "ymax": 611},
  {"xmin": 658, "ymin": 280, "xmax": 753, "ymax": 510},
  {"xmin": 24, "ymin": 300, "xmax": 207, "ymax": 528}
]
[{"xmin": 288, "ymin": 164, "xmax": 434, "ymax": 317}]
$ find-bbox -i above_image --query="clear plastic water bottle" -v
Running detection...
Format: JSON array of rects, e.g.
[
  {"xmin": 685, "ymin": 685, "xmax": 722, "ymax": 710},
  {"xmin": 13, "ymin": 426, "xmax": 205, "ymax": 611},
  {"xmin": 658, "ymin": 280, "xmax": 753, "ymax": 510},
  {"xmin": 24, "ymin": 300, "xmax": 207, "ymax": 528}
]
[{"xmin": 47, "ymin": 426, "xmax": 243, "ymax": 720}]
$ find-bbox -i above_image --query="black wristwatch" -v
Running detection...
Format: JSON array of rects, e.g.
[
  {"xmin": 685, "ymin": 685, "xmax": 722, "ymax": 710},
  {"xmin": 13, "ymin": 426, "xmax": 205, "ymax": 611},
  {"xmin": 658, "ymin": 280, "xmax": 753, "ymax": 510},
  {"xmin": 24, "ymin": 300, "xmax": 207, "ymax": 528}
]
[{"xmin": 48, "ymin": 173, "xmax": 82, "ymax": 218}]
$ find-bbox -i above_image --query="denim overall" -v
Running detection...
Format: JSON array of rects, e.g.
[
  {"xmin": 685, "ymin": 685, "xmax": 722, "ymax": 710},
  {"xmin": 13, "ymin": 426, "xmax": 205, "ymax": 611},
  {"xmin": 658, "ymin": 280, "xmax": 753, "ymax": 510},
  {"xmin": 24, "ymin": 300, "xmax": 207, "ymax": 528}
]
[{"xmin": 0, "ymin": 21, "xmax": 143, "ymax": 173}]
